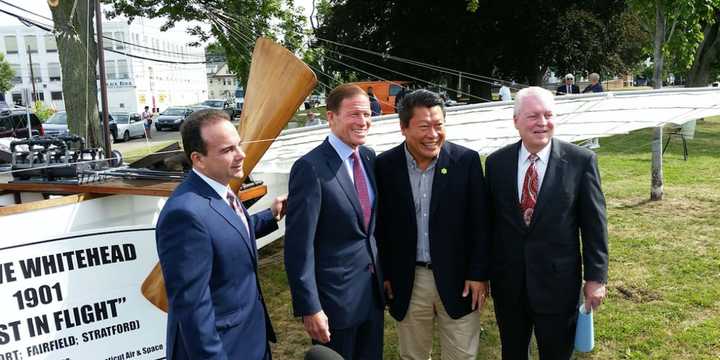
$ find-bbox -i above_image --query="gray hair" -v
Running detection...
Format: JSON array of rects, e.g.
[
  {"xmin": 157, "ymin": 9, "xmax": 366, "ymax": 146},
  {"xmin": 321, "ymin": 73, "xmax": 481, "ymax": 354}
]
[
  {"xmin": 589, "ymin": 73, "xmax": 600, "ymax": 82},
  {"xmin": 513, "ymin": 87, "xmax": 555, "ymax": 116}
]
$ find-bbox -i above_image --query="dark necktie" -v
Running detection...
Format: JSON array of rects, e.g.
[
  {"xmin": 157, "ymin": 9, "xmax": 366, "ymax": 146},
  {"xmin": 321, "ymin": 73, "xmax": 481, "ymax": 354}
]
[
  {"xmin": 351, "ymin": 150, "xmax": 371, "ymax": 230},
  {"xmin": 520, "ymin": 154, "xmax": 539, "ymax": 226},
  {"xmin": 226, "ymin": 191, "xmax": 250, "ymax": 236}
]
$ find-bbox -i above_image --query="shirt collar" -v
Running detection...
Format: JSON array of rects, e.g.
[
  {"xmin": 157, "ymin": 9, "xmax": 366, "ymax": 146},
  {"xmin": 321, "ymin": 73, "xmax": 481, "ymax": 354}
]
[
  {"xmin": 193, "ymin": 168, "xmax": 230, "ymax": 200},
  {"xmin": 519, "ymin": 140, "xmax": 552, "ymax": 164},
  {"xmin": 328, "ymin": 132, "xmax": 356, "ymax": 160},
  {"xmin": 403, "ymin": 142, "xmax": 438, "ymax": 171}
]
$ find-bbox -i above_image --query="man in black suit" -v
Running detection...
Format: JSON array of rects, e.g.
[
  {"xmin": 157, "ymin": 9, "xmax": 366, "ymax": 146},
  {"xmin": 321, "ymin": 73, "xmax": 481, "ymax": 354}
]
[
  {"xmin": 485, "ymin": 86, "xmax": 608, "ymax": 359},
  {"xmin": 556, "ymin": 73, "xmax": 580, "ymax": 95},
  {"xmin": 285, "ymin": 84, "xmax": 384, "ymax": 359},
  {"xmin": 376, "ymin": 89, "xmax": 490, "ymax": 359}
]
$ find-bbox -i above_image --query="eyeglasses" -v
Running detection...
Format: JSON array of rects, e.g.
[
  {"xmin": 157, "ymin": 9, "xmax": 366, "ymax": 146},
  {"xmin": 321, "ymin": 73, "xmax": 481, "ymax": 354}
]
[{"xmin": 565, "ymin": 77, "xmax": 574, "ymax": 80}]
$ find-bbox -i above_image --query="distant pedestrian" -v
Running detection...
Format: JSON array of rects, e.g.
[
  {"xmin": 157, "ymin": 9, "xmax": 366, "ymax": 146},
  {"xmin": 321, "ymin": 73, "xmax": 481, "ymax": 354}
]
[
  {"xmin": 395, "ymin": 85, "xmax": 408, "ymax": 113},
  {"xmin": 583, "ymin": 73, "xmax": 603, "ymax": 149},
  {"xmin": 583, "ymin": 73, "xmax": 604, "ymax": 93},
  {"xmin": 556, "ymin": 74, "xmax": 580, "ymax": 95},
  {"xmin": 499, "ymin": 84, "xmax": 512, "ymax": 101},
  {"xmin": 142, "ymin": 106, "xmax": 153, "ymax": 139},
  {"xmin": 368, "ymin": 87, "xmax": 382, "ymax": 116}
]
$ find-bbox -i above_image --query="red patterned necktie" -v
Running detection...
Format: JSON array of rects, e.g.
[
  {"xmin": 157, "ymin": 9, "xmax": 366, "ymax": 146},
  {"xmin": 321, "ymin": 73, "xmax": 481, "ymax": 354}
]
[
  {"xmin": 227, "ymin": 191, "xmax": 250, "ymax": 236},
  {"xmin": 351, "ymin": 150, "xmax": 371, "ymax": 230},
  {"xmin": 520, "ymin": 153, "xmax": 539, "ymax": 226}
]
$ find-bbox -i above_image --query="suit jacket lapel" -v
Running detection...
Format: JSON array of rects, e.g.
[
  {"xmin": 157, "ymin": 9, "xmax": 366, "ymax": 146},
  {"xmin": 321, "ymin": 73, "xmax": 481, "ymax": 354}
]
[
  {"xmin": 209, "ymin": 197, "xmax": 256, "ymax": 263},
  {"xmin": 429, "ymin": 144, "xmax": 451, "ymax": 216},
  {"xmin": 528, "ymin": 139, "xmax": 566, "ymax": 231},
  {"xmin": 507, "ymin": 141, "xmax": 527, "ymax": 232},
  {"xmin": 321, "ymin": 140, "xmax": 365, "ymax": 229},
  {"xmin": 394, "ymin": 144, "xmax": 418, "ymax": 233},
  {"xmin": 188, "ymin": 172, "xmax": 257, "ymax": 263}
]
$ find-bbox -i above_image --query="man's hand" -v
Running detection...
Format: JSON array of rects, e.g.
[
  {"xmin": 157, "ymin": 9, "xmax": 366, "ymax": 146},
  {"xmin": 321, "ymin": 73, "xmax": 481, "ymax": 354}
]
[
  {"xmin": 384, "ymin": 280, "xmax": 394, "ymax": 300},
  {"xmin": 303, "ymin": 311, "xmax": 331, "ymax": 343},
  {"xmin": 583, "ymin": 281, "xmax": 606, "ymax": 311},
  {"xmin": 462, "ymin": 280, "xmax": 489, "ymax": 311},
  {"xmin": 271, "ymin": 195, "xmax": 287, "ymax": 221}
]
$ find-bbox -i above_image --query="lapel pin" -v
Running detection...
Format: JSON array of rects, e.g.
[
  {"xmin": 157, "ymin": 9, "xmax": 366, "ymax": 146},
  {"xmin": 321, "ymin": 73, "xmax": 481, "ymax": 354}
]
[{"xmin": 441, "ymin": 168, "xmax": 448, "ymax": 175}]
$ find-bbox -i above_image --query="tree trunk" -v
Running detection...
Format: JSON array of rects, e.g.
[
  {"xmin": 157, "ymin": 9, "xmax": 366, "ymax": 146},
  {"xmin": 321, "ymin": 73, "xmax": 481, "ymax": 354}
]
[
  {"xmin": 49, "ymin": 0, "xmax": 102, "ymax": 148},
  {"xmin": 687, "ymin": 10, "xmax": 720, "ymax": 87},
  {"xmin": 651, "ymin": 0, "xmax": 665, "ymax": 201}
]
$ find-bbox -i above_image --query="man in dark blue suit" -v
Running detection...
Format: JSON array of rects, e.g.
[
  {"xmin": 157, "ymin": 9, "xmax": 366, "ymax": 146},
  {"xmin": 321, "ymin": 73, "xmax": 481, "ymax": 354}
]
[
  {"xmin": 156, "ymin": 109, "xmax": 286, "ymax": 360},
  {"xmin": 556, "ymin": 73, "xmax": 580, "ymax": 95},
  {"xmin": 285, "ymin": 84, "xmax": 384, "ymax": 359},
  {"xmin": 375, "ymin": 90, "xmax": 490, "ymax": 359}
]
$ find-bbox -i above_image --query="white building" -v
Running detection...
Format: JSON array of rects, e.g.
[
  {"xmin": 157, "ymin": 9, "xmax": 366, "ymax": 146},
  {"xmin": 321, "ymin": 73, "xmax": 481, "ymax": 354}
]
[
  {"xmin": 0, "ymin": 20, "xmax": 208, "ymax": 113},
  {"xmin": 206, "ymin": 62, "xmax": 239, "ymax": 101}
]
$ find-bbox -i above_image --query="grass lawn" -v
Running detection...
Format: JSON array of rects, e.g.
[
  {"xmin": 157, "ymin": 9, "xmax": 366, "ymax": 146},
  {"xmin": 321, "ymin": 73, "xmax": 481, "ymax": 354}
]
[{"xmin": 260, "ymin": 117, "xmax": 720, "ymax": 359}]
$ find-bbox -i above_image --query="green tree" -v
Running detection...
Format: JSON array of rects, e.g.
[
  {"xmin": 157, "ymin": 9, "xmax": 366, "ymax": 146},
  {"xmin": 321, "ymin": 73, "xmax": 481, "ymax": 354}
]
[
  {"xmin": 106, "ymin": 0, "xmax": 306, "ymax": 89},
  {"xmin": 686, "ymin": 8, "xmax": 720, "ymax": 86},
  {"xmin": 48, "ymin": 0, "xmax": 102, "ymax": 147},
  {"xmin": 0, "ymin": 53, "xmax": 15, "ymax": 94},
  {"xmin": 317, "ymin": 0, "xmax": 647, "ymax": 101}
]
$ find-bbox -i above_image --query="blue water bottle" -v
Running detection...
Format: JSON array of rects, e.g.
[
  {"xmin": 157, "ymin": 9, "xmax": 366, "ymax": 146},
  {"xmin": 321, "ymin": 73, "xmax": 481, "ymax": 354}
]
[{"xmin": 575, "ymin": 303, "xmax": 594, "ymax": 352}]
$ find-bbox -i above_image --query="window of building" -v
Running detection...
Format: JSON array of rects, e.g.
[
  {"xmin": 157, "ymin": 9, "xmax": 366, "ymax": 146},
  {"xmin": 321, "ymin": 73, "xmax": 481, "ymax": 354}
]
[
  {"xmin": 4, "ymin": 36, "xmax": 17, "ymax": 54},
  {"xmin": 48, "ymin": 62, "xmax": 61, "ymax": 81},
  {"xmin": 51, "ymin": 91, "xmax": 62, "ymax": 100},
  {"xmin": 114, "ymin": 32, "xmax": 125, "ymax": 50},
  {"xmin": 12, "ymin": 93, "xmax": 22, "ymax": 105},
  {"xmin": 30, "ymin": 63, "xmax": 41, "ymax": 82},
  {"xmin": 24, "ymin": 35, "xmax": 38, "ymax": 53},
  {"xmin": 10, "ymin": 64, "xmax": 21, "ymax": 84},
  {"xmin": 32, "ymin": 92, "xmax": 44, "ymax": 101},
  {"xmin": 105, "ymin": 60, "xmax": 116, "ymax": 80},
  {"xmin": 117, "ymin": 60, "xmax": 129, "ymax": 79},
  {"xmin": 44, "ymin": 35, "xmax": 57, "ymax": 52}
]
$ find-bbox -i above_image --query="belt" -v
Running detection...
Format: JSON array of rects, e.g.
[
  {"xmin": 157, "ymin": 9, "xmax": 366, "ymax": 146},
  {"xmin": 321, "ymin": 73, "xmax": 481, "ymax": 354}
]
[{"xmin": 415, "ymin": 261, "xmax": 432, "ymax": 269}]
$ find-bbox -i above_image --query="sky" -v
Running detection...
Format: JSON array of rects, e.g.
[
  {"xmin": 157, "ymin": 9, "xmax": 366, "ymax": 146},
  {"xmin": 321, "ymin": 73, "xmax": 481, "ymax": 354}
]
[{"xmin": 0, "ymin": 0, "xmax": 316, "ymax": 44}]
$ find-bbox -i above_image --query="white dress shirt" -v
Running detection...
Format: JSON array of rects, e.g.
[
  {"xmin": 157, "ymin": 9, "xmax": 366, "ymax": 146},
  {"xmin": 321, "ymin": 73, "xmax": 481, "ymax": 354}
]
[
  {"xmin": 327, "ymin": 133, "xmax": 375, "ymax": 204},
  {"xmin": 517, "ymin": 141, "xmax": 552, "ymax": 202},
  {"xmin": 193, "ymin": 168, "xmax": 250, "ymax": 233}
]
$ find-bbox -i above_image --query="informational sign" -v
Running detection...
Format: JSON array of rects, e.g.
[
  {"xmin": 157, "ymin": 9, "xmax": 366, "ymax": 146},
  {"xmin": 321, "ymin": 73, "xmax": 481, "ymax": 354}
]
[{"xmin": 0, "ymin": 228, "xmax": 166, "ymax": 360}]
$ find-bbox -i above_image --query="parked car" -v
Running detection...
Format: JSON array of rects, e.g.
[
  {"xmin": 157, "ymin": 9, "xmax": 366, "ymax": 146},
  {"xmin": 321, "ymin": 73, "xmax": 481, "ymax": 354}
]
[
  {"xmin": 42, "ymin": 111, "xmax": 118, "ymax": 142},
  {"xmin": 0, "ymin": 109, "xmax": 44, "ymax": 138},
  {"xmin": 156, "ymin": 107, "xmax": 194, "ymax": 131},
  {"xmin": 111, "ymin": 112, "xmax": 145, "ymax": 141},
  {"xmin": 200, "ymin": 99, "xmax": 238, "ymax": 119}
]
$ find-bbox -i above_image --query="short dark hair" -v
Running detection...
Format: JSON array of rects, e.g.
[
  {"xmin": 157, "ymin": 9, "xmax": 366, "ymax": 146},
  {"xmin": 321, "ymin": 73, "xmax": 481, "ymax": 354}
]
[
  {"xmin": 180, "ymin": 109, "xmax": 231, "ymax": 163},
  {"xmin": 326, "ymin": 84, "xmax": 367, "ymax": 112},
  {"xmin": 398, "ymin": 89, "xmax": 446, "ymax": 128}
]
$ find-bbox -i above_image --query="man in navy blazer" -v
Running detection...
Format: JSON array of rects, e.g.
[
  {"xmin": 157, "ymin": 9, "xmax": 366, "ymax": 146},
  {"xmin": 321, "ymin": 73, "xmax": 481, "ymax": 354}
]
[
  {"xmin": 485, "ymin": 87, "xmax": 608, "ymax": 359},
  {"xmin": 375, "ymin": 90, "xmax": 490, "ymax": 359},
  {"xmin": 556, "ymin": 73, "xmax": 580, "ymax": 95},
  {"xmin": 285, "ymin": 84, "xmax": 384, "ymax": 359},
  {"xmin": 156, "ymin": 109, "xmax": 286, "ymax": 360}
]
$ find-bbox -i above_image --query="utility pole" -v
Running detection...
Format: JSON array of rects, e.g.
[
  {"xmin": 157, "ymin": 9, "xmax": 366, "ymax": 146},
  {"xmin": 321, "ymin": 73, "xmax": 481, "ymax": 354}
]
[
  {"xmin": 95, "ymin": 0, "xmax": 112, "ymax": 158},
  {"xmin": 27, "ymin": 45, "xmax": 37, "ymax": 102}
]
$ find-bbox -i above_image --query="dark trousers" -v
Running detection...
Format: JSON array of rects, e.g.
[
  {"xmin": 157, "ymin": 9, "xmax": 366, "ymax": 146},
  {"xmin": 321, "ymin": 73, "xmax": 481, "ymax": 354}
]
[
  {"xmin": 313, "ymin": 304, "xmax": 384, "ymax": 360},
  {"xmin": 494, "ymin": 289, "xmax": 578, "ymax": 360}
]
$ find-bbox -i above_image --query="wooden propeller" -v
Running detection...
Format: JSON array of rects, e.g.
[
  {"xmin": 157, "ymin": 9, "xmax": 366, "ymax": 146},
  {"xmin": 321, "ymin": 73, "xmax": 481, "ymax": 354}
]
[{"xmin": 141, "ymin": 37, "xmax": 317, "ymax": 312}]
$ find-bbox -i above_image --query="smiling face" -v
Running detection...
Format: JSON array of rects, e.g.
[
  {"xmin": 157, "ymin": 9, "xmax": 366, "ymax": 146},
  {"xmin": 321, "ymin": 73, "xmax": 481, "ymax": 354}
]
[
  {"xmin": 327, "ymin": 94, "xmax": 372, "ymax": 149},
  {"xmin": 514, "ymin": 93, "xmax": 555, "ymax": 153},
  {"xmin": 192, "ymin": 119, "xmax": 245, "ymax": 185},
  {"xmin": 401, "ymin": 105, "xmax": 446, "ymax": 169}
]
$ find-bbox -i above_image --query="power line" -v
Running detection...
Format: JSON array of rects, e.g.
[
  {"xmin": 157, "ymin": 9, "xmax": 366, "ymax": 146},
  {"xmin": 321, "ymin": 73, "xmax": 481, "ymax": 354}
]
[
  {"xmin": 0, "ymin": 1, "xmax": 205, "ymax": 60},
  {"xmin": 0, "ymin": 8, "xmax": 209, "ymax": 65}
]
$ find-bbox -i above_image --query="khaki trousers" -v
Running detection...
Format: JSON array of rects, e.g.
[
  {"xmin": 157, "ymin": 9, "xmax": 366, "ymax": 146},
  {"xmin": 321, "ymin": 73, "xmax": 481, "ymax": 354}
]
[{"xmin": 397, "ymin": 267, "xmax": 481, "ymax": 360}]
